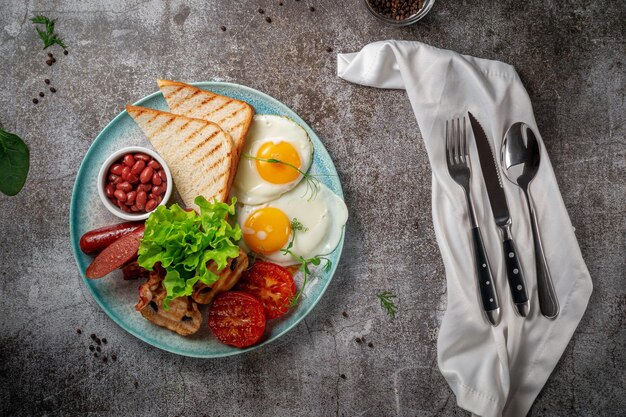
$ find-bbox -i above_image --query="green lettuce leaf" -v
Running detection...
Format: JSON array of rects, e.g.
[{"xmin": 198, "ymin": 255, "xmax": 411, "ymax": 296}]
[{"xmin": 138, "ymin": 197, "xmax": 241, "ymax": 309}]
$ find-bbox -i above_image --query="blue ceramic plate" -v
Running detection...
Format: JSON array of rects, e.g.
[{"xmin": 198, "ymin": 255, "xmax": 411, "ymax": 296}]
[{"xmin": 70, "ymin": 82, "xmax": 345, "ymax": 358}]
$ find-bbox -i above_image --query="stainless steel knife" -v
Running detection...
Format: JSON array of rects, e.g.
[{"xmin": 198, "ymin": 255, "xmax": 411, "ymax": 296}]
[{"xmin": 468, "ymin": 112, "xmax": 530, "ymax": 317}]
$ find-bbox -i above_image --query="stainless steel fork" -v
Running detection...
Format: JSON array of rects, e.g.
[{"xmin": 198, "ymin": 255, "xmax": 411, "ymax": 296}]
[{"xmin": 445, "ymin": 117, "xmax": 501, "ymax": 326}]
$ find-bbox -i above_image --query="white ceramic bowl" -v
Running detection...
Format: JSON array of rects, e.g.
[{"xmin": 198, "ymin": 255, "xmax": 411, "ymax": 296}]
[{"xmin": 97, "ymin": 146, "xmax": 173, "ymax": 221}]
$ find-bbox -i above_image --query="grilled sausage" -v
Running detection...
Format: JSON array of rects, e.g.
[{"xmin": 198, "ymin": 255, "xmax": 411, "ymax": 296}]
[
  {"xmin": 85, "ymin": 226, "xmax": 145, "ymax": 279},
  {"xmin": 79, "ymin": 222, "xmax": 143, "ymax": 255}
]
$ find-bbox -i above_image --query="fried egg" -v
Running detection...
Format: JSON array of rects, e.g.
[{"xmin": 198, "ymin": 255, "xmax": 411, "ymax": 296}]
[
  {"xmin": 237, "ymin": 181, "xmax": 348, "ymax": 266},
  {"xmin": 232, "ymin": 115, "xmax": 313, "ymax": 205}
]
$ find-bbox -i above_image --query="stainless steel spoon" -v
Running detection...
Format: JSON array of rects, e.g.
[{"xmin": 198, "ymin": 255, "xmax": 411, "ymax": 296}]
[{"xmin": 501, "ymin": 122, "xmax": 559, "ymax": 319}]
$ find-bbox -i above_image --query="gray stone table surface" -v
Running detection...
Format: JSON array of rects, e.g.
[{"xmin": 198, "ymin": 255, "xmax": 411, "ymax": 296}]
[{"xmin": 0, "ymin": 1, "xmax": 624, "ymax": 416}]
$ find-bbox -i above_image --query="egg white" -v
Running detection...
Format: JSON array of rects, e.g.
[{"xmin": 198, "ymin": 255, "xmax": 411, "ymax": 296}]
[
  {"xmin": 237, "ymin": 181, "xmax": 348, "ymax": 266},
  {"xmin": 231, "ymin": 115, "xmax": 313, "ymax": 205}
]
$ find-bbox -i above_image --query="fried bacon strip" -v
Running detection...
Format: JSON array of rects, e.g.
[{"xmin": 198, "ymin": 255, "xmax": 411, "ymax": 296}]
[
  {"xmin": 135, "ymin": 266, "xmax": 202, "ymax": 336},
  {"xmin": 192, "ymin": 249, "xmax": 249, "ymax": 305}
]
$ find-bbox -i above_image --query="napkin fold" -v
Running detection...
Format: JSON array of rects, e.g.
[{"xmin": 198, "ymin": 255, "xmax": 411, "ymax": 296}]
[{"xmin": 337, "ymin": 41, "xmax": 593, "ymax": 417}]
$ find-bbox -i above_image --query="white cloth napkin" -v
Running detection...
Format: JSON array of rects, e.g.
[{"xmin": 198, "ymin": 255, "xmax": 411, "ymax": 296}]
[{"xmin": 337, "ymin": 41, "xmax": 593, "ymax": 417}]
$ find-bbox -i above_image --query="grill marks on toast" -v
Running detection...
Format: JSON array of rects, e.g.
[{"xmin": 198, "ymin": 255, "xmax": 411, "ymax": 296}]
[
  {"xmin": 163, "ymin": 86, "xmax": 184, "ymax": 99},
  {"xmin": 157, "ymin": 80, "xmax": 254, "ymax": 160},
  {"xmin": 185, "ymin": 132, "xmax": 221, "ymax": 160},
  {"xmin": 126, "ymin": 105, "xmax": 235, "ymax": 208}
]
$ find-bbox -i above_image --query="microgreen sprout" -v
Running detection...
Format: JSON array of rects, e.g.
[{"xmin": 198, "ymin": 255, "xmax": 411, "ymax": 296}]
[
  {"xmin": 282, "ymin": 218, "xmax": 331, "ymax": 307},
  {"xmin": 243, "ymin": 154, "xmax": 321, "ymax": 201}
]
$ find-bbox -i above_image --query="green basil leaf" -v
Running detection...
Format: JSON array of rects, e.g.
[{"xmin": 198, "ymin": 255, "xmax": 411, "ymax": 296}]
[{"xmin": 0, "ymin": 128, "xmax": 29, "ymax": 196}]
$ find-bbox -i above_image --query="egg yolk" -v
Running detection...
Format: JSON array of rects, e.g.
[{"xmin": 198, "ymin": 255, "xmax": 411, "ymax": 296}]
[
  {"xmin": 243, "ymin": 207, "xmax": 292, "ymax": 254},
  {"xmin": 255, "ymin": 141, "xmax": 302, "ymax": 184}
]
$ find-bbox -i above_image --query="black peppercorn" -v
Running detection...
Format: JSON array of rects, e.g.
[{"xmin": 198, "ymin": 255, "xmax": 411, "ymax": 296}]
[
  {"xmin": 50, "ymin": 87, "xmax": 56, "ymax": 93},
  {"xmin": 64, "ymin": 50, "xmax": 68, "ymax": 55},
  {"xmin": 220, "ymin": 26, "xmax": 226, "ymax": 31},
  {"xmin": 39, "ymin": 92, "xmax": 44, "ymax": 97},
  {"xmin": 46, "ymin": 59, "xmax": 53, "ymax": 66},
  {"xmin": 33, "ymin": 98, "xmax": 38, "ymax": 104},
  {"xmin": 367, "ymin": 0, "xmax": 423, "ymax": 20},
  {"xmin": 44, "ymin": 79, "xmax": 50, "ymax": 84},
  {"xmin": 265, "ymin": 16, "xmax": 272, "ymax": 23},
  {"xmin": 310, "ymin": 6, "xmax": 315, "ymax": 11}
]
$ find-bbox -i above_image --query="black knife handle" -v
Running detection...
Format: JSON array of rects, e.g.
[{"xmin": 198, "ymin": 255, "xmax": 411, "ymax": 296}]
[
  {"xmin": 471, "ymin": 227, "xmax": 499, "ymax": 320},
  {"xmin": 503, "ymin": 237, "xmax": 529, "ymax": 315}
]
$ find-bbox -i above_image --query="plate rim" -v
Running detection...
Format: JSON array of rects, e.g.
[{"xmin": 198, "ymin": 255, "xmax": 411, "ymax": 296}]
[{"xmin": 69, "ymin": 81, "xmax": 345, "ymax": 358}]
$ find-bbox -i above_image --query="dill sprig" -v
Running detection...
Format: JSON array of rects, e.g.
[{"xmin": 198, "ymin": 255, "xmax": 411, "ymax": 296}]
[
  {"xmin": 282, "ymin": 218, "xmax": 331, "ymax": 307},
  {"xmin": 376, "ymin": 291, "xmax": 398, "ymax": 318},
  {"xmin": 243, "ymin": 154, "xmax": 321, "ymax": 201},
  {"xmin": 31, "ymin": 15, "xmax": 66, "ymax": 49}
]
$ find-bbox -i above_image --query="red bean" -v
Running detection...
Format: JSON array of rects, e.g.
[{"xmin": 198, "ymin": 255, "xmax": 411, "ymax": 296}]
[
  {"xmin": 134, "ymin": 153, "xmax": 151, "ymax": 161},
  {"xmin": 126, "ymin": 191, "xmax": 137, "ymax": 205},
  {"xmin": 122, "ymin": 154, "xmax": 135, "ymax": 167},
  {"xmin": 130, "ymin": 205, "xmax": 140, "ymax": 212},
  {"xmin": 136, "ymin": 191, "xmax": 147, "ymax": 209},
  {"xmin": 105, "ymin": 184, "xmax": 115, "ymax": 198},
  {"xmin": 148, "ymin": 160, "xmax": 161, "ymax": 170},
  {"xmin": 152, "ymin": 185, "xmax": 165, "ymax": 196},
  {"xmin": 137, "ymin": 184, "xmax": 151, "ymax": 192},
  {"xmin": 108, "ymin": 173, "xmax": 120, "ymax": 183},
  {"xmin": 121, "ymin": 166, "xmax": 131, "ymax": 181},
  {"xmin": 139, "ymin": 166, "xmax": 153, "ymax": 184},
  {"xmin": 131, "ymin": 160, "xmax": 146, "ymax": 175},
  {"xmin": 116, "ymin": 181, "xmax": 132, "ymax": 192},
  {"xmin": 114, "ymin": 190, "xmax": 127, "ymax": 202},
  {"xmin": 151, "ymin": 172, "xmax": 162, "ymax": 186},
  {"xmin": 145, "ymin": 199, "xmax": 157, "ymax": 212},
  {"xmin": 110, "ymin": 164, "xmax": 124, "ymax": 175},
  {"xmin": 158, "ymin": 170, "xmax": 167, "ymax": 182},
  {"xmin": 156, "ymin": 195, "xmax": 163, "ymax": 205},
  {"xmin": 120, "ymin": 204, "xmax": 132, "ymax": 213}
]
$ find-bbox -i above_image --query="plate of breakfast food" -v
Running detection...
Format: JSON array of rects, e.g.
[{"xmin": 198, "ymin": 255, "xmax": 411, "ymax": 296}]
[{"xmin": 70, "ymin": 80, "xmax": 348, "ymax": 357}]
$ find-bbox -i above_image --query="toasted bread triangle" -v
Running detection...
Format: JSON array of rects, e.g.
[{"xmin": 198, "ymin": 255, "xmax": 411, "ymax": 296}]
[
  {"xmin": 126, "ymin": 105, "xmax": 235, "ymax": 209},
  {"xmin": 157, "ymin": 80, "xmax": 254, "ymax": 163}
]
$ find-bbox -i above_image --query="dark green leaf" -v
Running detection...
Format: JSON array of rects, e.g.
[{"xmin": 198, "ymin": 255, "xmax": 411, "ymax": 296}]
[{"xmin": 0, "ymin": 128, "xmax": 30, "ymax": 196}]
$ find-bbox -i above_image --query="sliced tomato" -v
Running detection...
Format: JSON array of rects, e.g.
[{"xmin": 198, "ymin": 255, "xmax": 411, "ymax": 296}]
[
  {"xmin": 237, "ymin": 261, "xmax": 296, "ymax": 319},
  {"xmin": 208, "ymin": 291, "xmax": 266, "ymax": 348}
]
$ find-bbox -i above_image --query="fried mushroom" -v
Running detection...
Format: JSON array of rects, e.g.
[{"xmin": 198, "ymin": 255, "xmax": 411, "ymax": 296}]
[{"xmin": 192, "ymin": 249, "xmax": 249, "ymax": 305}]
